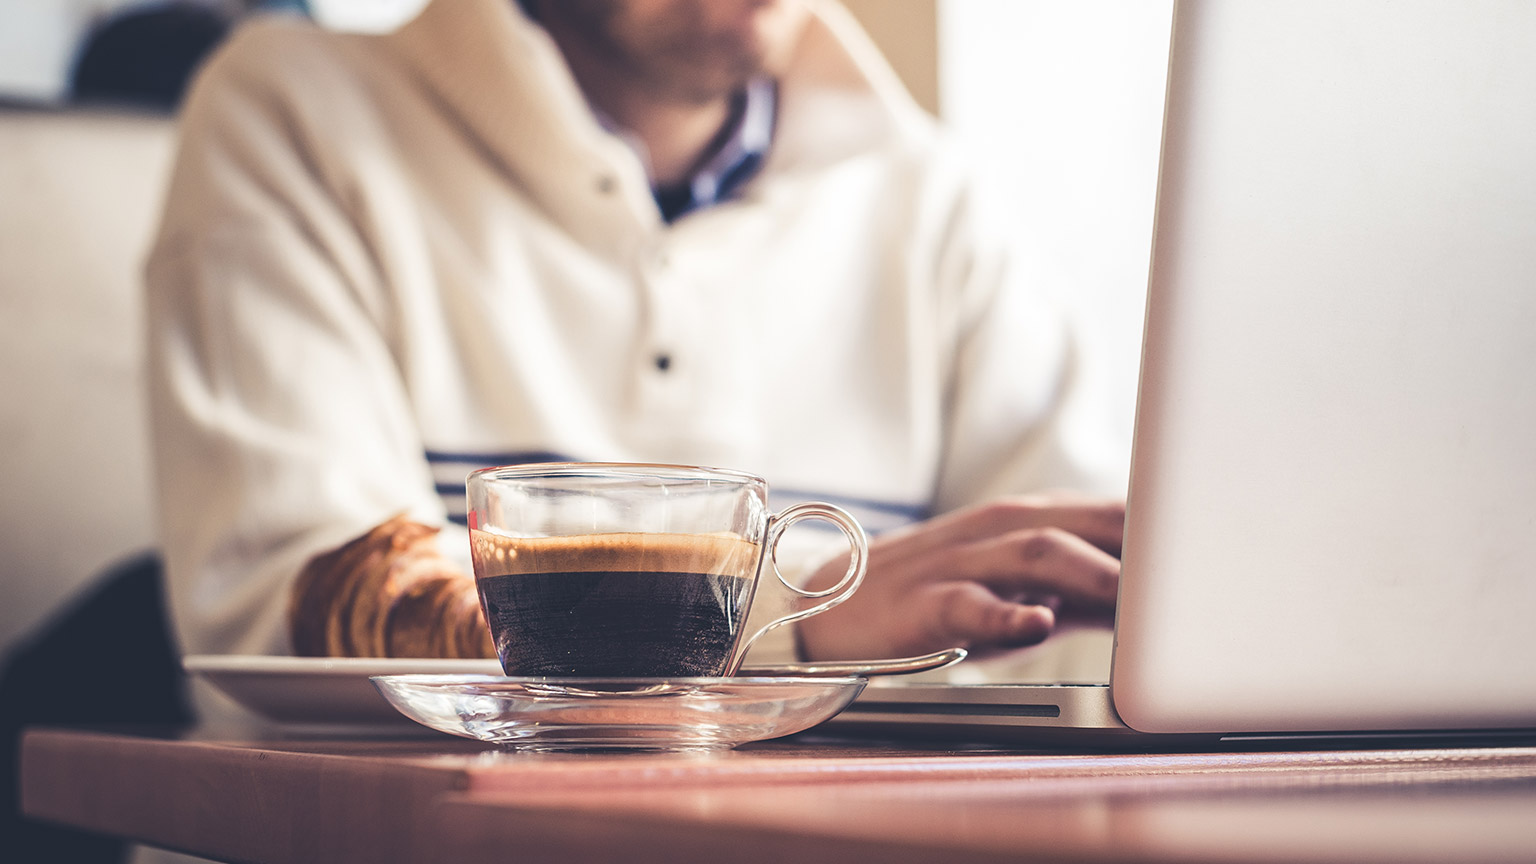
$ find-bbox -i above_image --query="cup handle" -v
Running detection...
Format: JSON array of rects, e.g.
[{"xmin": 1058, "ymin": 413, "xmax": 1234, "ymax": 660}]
[{"xmin": 726, "ymin": 502, "xmax": 868, "ymax": 674}]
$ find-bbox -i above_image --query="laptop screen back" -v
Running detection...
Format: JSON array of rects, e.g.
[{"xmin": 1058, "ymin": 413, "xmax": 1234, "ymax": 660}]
[{"xmin": 1111, "ymin": 0, "xmax": 1536, "ymax": 734}]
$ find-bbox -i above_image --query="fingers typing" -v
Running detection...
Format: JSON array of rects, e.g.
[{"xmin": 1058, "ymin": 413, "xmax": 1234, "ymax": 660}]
[{"xmin": 927, "ymin": 581, "xmax": 1055, "ymax": 650}]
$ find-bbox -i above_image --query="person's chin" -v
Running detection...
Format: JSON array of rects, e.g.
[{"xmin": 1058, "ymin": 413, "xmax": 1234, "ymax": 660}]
[{"xmin": 661, "ymin": 63, "xmax": 761, "ymax": 103}]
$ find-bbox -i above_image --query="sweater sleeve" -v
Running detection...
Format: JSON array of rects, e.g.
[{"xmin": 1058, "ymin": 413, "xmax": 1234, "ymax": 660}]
[
  {"xmin": 930, "ymin": 176, "xmax": 1131, "ymax": 512},
  {"xmin": 144, "ymin": 26, "xmax": 446, "ymax": 656}
]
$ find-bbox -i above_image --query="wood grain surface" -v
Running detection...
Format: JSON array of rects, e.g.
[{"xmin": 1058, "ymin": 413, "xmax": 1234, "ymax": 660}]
[{"xmin": 21, "ymin": 728, "xmax": 1536, "ymax": 863}]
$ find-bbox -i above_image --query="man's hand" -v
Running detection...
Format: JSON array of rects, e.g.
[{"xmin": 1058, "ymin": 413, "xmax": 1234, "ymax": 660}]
[{"xmin": 795, "ymin": 496, "xmax": 1125, "ymax": 661}]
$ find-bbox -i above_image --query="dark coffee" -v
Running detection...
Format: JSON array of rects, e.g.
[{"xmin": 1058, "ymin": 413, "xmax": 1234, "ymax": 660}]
[{"xmin": 470, "ymin": 531, "xmax": 759, "ymax": 677}]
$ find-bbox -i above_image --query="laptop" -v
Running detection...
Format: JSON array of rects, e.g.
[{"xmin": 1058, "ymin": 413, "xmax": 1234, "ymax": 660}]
[{"xmin": 832, "ymin": 0, "xmax": 1536, "ymax": 746}]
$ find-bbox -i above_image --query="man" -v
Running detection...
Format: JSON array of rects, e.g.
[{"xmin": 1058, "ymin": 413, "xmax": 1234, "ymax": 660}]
[{"xmin": 146, "ymin": 0, "xmax": 1125, "ymax": 668}]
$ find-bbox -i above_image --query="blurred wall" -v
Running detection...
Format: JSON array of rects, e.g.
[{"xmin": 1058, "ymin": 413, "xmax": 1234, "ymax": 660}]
[
  {"xmin": 0, "ymin": 0, "xmax": 138, "ymax": 103},
  {"xmin": 842, "ymin": 0, "xmax": 939, "ymax": 117},
  {"xmin": 0, "ymin": 110, "xmax": 175, "ymax": 656}
]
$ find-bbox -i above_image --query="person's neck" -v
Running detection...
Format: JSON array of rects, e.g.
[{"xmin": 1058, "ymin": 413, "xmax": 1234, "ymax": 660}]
[
  {"xmin": 537, "ymin": 20, "xmax": 731, "ymax": 187},
  {"xmin": 591, "ymin": 87, "xmax": 732, "ymax": 188}
]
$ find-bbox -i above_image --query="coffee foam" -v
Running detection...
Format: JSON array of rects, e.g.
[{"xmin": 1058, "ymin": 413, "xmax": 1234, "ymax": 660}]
[{"xmin": 469, "ymin": 530, "xmax": 760, "ymax": 578}]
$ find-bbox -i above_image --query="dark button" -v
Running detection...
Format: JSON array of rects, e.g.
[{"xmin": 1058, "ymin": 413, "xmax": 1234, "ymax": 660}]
[
  {"xmin": 654, "ymin": 353, "xmax": 672, "ymax": 373},
  {"xmin": 596, "ymin": 175, "xmax": 617, "ymax": 195}
]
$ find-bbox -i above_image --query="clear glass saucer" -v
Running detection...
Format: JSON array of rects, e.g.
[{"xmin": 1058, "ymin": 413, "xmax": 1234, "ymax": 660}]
[{"xmin": 370, "ymin": 674, "xmax": 867, "ymax": 751}]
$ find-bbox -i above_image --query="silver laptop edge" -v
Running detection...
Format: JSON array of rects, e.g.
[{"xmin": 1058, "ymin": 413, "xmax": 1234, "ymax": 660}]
[{"xmin": 832, "ymin": 0, "xmax": 1536, "ymax": 745}]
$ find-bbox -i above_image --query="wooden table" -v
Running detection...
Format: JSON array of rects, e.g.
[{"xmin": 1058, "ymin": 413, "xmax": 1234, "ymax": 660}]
[{"xmin": 20, "ymin": 727, "xmax": 1536, "ymax": 863}]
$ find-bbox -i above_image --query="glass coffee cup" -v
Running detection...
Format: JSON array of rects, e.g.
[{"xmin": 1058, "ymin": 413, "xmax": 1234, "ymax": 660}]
[{"xmin": 466, "ymin": 463, "xmax": 867, "ymax": 678}]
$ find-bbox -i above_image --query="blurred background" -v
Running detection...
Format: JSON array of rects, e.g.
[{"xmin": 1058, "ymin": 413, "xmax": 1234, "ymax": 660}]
[{"xmin": 0, "ymin": 0, "xmax": 1172, "ymax": 661}]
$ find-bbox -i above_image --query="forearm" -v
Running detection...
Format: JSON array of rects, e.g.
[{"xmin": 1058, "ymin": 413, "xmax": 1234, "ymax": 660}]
[{"xmin": 288, "ymin": 514, "xmax": 494, "ymax": 658}]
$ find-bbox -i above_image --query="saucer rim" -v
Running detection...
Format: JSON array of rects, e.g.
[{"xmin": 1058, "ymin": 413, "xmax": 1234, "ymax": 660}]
[{"xmin": 368, "ymin": 672, "xmax": 867, "ymax": 687}]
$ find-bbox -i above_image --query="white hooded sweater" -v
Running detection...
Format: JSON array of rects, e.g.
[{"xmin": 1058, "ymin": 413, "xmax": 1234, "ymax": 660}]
[{"xmin": 145, "ymin": 0, "xmax": 1124, "ymax": 662}]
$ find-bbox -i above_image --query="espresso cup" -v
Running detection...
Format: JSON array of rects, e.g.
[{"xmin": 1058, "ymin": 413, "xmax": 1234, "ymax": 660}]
[{"xmin": 466, "ymin": 463, "xmax": 867, "ymax": 678}]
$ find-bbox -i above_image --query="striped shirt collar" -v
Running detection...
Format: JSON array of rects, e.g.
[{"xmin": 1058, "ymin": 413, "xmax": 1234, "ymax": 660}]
[{"xmin": 618, "ymin": 76, "xmax": 778, "ymax": 222}]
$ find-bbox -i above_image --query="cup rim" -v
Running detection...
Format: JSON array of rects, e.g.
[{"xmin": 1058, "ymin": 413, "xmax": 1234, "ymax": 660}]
[{"xmin": 466, "ymin": 461, "xmax": 765, "ymax": 486}]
